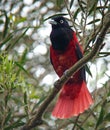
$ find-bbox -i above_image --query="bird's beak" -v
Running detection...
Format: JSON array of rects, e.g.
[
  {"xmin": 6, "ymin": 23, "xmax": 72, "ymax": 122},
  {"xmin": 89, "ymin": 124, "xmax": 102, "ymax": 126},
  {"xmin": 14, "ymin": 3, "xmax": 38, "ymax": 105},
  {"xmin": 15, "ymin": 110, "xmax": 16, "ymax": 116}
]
[{"xmin": 49, "ymin": 20, "xmax": 57, "ymax": 25}]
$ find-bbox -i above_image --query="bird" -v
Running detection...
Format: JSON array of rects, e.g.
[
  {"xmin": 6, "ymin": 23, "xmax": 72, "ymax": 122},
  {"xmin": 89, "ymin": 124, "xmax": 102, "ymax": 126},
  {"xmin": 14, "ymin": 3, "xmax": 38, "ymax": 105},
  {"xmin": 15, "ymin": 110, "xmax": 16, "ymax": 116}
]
[{"xmin": 49, "ymin": 16, "xmax": 93, "ymax": 119}]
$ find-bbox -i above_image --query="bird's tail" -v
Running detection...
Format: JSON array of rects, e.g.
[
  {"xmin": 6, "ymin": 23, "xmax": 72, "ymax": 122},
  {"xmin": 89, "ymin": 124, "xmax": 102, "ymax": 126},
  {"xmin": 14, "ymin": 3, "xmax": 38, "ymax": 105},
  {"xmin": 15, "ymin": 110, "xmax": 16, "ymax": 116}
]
[{"xmin": 52, "ymin": 81, "xmax": 93, "ymax": 119}]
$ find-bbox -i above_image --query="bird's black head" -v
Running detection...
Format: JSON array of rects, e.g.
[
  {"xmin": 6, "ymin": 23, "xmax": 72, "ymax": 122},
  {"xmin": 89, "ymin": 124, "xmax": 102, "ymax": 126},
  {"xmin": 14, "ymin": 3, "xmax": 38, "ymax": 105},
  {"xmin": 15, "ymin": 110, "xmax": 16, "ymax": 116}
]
[
  {"xmin": 50, "ymin": 16, "xmax": 73, "ymax": 51},
  {"xmin": 50, "ymin": 16, "xmax": 70, "ymax": 29}
]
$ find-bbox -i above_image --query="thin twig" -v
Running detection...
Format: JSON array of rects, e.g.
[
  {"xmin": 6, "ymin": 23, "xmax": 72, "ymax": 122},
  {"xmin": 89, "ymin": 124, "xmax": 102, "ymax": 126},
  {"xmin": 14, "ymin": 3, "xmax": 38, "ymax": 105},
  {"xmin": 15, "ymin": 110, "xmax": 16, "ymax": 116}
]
[
  {"xmin": 64, "ymin": 0, "xmax": 82, "ymax": 40},
  {"xmin": 72, "ymin": 115, "xmax": 80, "ymax": 130}
]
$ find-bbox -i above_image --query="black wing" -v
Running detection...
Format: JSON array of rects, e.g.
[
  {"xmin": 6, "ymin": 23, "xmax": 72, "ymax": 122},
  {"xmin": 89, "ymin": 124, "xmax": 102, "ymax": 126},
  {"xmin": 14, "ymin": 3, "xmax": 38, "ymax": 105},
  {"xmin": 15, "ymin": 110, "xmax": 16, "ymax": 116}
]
[{"xmin": 75, "ymin": 43, "xmax": 86, "ymax": 81}]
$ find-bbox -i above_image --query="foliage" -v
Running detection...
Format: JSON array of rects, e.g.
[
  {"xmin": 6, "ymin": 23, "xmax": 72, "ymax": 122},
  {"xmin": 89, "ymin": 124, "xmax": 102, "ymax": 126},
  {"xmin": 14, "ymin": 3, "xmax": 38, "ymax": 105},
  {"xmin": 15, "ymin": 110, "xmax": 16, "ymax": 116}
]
[
  {"xmin": 0, "ymin": 0, "xmax": 110, "ymax": 130},
  {"xmin": 0, "ymin": 54, "xmax": 26, "ymax": 129}
]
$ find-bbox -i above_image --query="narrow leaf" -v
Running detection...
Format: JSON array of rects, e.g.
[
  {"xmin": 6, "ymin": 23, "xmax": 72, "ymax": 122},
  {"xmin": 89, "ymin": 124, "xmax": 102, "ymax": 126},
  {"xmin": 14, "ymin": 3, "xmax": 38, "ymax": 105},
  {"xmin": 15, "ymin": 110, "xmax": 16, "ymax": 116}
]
[
  {"xmin": 32, "ymin": 95, "xmax": 46, "ymax": 112},
  {"xmin": 20, "ymin": 48, "xmax": 28, "ymax": 65},
  {"xmin": 0, "ymin": 34, "xmax": 13, "ymax": 48},
  {"xmin": 104, "ymin": 113, "xmax": 110, "ymax": 121},
  {"xmin": 75, "ymin": 123, "xmax": 85, "ymax": 130},
  {"xmin": 85, "ymin": 65, "xmax": 92, "ymax": 77},
  {"xmin": 69, "ymin": 119, "xmax": 85, "ymax": 130},
  {"xmin": 24, "ymin": 91, "xmax": 27, "ymax": 105},
  {"xmin": 0, "ymin": 19, "xmax": 3, "ymax": 24},
  {"xmin": 15, "ymin": 61, "xmax": 29, "ymax": 75},
  {"xmin": 5, "ymin": 94, "xmax": 11, "ymax": 107},
  {"xmin": 3, "ymin": 11, "xmax": 10, "ymax": 38},
  {"xmin": 15, "ymin": 17, "xmax": 27, "ymax": 24},
  {"xmin": 4, "ymin": 122, "xmax": 25, "ymax": 130},
  {"xmin": 88, "ymin": 0, "xmax": 98, "ymax": 16},
  {"xmin": 24, "ymin": 91, "xmax": 29, "ymax": 116},
  {"xmin": 6, "ymin": 28, "xmax": 29, "ymax": 50},
  {"xmin": 4, "ymin": 111, "xmax": 12, "ymax": 125},
  {"xmin": 70, "ymin": 0, "xmax": 74, "ymax": 9},
  {"xmin": 78, "ymin": 0, "xmax": 85, "ymax": 12},
  {"xmin": 87, "ymin": 19, "xmax": 100, "ymax": 25},
  {"xmin": 95, "ymin": 105, "xmax": 105, "ymax": 129},
  {"xmin": 80, "ymin": 0, "xmax": 87, "ymax": 5},
  {"xmin": 73, "ymin": 8, "xmax": 80, "ymax": 20}
]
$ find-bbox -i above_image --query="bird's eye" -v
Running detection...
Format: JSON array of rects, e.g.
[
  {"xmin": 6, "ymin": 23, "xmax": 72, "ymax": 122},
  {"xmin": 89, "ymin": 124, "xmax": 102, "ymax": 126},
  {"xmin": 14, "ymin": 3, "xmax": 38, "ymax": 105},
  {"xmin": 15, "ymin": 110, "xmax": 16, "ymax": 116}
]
[{"xmin": 60, "ymin": 20, "xmax": 64, "ymax": 24}]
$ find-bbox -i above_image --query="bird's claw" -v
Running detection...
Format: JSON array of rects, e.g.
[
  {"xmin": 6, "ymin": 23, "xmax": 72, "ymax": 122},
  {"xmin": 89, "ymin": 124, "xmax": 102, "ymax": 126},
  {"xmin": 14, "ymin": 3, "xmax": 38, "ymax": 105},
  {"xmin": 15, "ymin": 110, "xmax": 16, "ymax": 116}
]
[
  {"xmin": 63, "ymin": 69, "xmax": 69, "ymax": 79},
  {"xmin": 64, "ymin": 69, "xmax": 74, "ymax": 79},
  {"xmin": 54, "ymin": 79, "xmax": 61, "ymax": 91}
]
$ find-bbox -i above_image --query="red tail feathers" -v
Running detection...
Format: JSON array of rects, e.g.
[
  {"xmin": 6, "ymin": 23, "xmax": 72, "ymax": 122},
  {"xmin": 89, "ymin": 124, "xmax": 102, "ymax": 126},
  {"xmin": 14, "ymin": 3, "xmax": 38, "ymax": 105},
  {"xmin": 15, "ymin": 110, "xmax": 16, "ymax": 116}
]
[{"xmin": 52, "ymin": 81, "xmax": 93, "ymax": 119}]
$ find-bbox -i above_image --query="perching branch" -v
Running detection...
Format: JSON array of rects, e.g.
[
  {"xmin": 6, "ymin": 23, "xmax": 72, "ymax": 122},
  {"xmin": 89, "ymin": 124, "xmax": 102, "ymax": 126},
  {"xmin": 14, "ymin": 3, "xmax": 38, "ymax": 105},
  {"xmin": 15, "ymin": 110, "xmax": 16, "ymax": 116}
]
[{"xmin": 21, "ymin": 12, "xmax": 110, "ymax": 130}]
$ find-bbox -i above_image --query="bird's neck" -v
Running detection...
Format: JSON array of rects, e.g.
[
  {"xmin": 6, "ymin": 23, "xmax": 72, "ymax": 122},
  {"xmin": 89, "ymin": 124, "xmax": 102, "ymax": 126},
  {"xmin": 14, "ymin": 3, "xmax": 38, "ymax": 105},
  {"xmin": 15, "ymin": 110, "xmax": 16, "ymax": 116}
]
[{"xmin": 50, "ymin": 28, "xmax": 73, "ymax": 51}]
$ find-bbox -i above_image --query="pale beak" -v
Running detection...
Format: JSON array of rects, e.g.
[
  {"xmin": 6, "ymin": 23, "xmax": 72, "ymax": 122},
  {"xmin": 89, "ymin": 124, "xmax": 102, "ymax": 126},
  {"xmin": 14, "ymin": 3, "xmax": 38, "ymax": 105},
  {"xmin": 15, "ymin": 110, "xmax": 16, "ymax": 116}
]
[{"xmin": 49, "ymin": 20, "xmax": 57, "ymax": 25}]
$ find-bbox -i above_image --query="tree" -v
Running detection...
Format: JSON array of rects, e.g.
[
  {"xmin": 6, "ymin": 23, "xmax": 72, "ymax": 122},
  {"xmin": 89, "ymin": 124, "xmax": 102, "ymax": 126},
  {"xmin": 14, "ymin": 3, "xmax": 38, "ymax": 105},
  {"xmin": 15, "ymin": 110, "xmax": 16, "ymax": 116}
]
[{"xmin": 0, "ymin": 0, "xmax": 110, "ymax": 130}]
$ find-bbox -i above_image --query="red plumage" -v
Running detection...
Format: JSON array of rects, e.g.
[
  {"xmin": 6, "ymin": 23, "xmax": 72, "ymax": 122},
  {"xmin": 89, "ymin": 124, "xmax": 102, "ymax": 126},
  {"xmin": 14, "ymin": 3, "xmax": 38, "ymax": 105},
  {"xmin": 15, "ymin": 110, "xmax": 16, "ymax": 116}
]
[{"xmin": 50, "ymin": 17, "xmax": 93, "ymax": 119}]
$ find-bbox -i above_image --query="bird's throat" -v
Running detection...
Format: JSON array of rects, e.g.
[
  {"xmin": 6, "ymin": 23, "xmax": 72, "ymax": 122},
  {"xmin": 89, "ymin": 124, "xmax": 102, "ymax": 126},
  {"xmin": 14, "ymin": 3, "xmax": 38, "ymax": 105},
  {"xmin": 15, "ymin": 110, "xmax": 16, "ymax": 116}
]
[{"xmin": 50, "ymin": 28, "xmax": 73, "ymax": 51}]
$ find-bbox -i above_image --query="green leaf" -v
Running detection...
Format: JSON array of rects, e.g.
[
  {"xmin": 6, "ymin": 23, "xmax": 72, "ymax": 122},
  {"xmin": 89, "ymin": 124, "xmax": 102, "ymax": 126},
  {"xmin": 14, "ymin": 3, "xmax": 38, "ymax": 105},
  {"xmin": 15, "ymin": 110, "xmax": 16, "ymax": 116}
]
[
  {"xmin": 0, "ymin": 33, "xmax": 13, "ymax": 48},
  {"xmin": 24, "ymin": 91, "xmax": 29, "ymax": 116},
  {"xmin": 70, "ymin": 0, "xmax": 74, "ymax": 9},
  {"xmin": 4, "ymin": 121, "xmax": 25, "ymax": 130},
  {"xmin": 24, "ymin": 91, "xmax": 27, "ymax": 104},
  {"xmin": 96, "ymin": 6, "xmax": 110, "ymax": 10},
  {"xmin": 15, "ymin": 17, "xmax": 27, "ymax": 24},
  {"xmin": 88, "ymin": 0, "xmax": 98, "ymax": 16},
  {"xmin": 73, "ymin": 8, "xmax": 80, "ymax": 20},
  {"xmin": 6, "ymin": 28, "xmax": 29, "ymax": 50},
  {"xmin": 5, "ymin": 94, "xmax": 11, "ymax": 107},
  {"xmin": 69, "ymin": 119, "xmax": 85, "ymax": 130},
  {"xmin": 80, "ymin": 0, "xmax": 87, "ymax": 5},
  {"xmin": 87, "ymin": 19, "xmax": 100, "ymax": 25},
  {"xmin": 0, "ymin": 19, "xmax": 4, "ymax": 24},
  {"xmin": 31, "ymin": 95, "xmax": 46, "ymax": 112},
  {"xmin": 4, "ymin": 111, "xmax": 12, "ymax": 125},
  {"xmin": 85, "ymin": 65, "xmax": 92, "ymax": 77},
  {"xmin": 78, "ymin": 0, "xmax": 85, "ymax": 12},
  {"xmin": 95, "ymin": 105, "xmax": 105, "ymax": 129},
  {"xmin": 3, "ymin": 11, "xmax": 10, "ymax": 38},
  {"xmin": 104, "ymin": 113, "xmax": 110, "ymax": 121},
  {"xmin": 107, "ymin": 92, "xmax": 110, "ymax": 97},
  {"xmin": 20, "ymin": 48, "xmax": 28, "ymax": 65},
  {"xmin": 75, "ymin": 123, "xmax": 85, "ymax": 130},
  {"xmin": 15, "ymin": 62, "xmax": 29, "ymax": 75}
]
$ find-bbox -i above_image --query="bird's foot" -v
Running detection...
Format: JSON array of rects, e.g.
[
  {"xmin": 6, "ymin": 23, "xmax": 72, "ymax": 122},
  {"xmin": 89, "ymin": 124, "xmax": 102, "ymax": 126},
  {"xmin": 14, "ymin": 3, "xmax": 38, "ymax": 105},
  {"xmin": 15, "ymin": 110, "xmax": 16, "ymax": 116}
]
[
  {"xmin": 64, "ymin": 69, "xmax": 74, "ymax": 79},
  {"xmin": 63, "ymin": 69, "xmax": 69, "ymax": 79},
  {"xmin": 54, "ymin": 79, "xmax": 61, "ymax": 91}
]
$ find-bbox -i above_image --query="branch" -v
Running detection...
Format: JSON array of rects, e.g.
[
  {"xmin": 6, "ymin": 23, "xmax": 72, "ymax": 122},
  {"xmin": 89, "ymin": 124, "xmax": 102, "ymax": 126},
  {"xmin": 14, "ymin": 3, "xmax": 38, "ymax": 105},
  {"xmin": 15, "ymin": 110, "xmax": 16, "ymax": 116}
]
[{"xmin": 21, "ymin": 12, "xmax": 110, "ymax": 130}]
